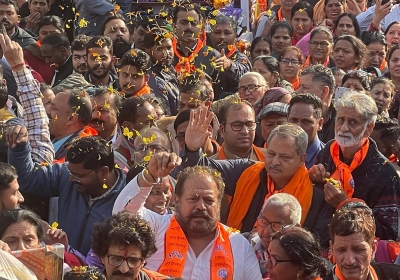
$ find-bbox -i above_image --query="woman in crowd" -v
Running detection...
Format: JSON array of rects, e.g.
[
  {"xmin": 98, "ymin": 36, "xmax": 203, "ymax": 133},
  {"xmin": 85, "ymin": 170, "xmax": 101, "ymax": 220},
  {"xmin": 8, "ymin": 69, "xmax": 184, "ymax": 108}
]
[
  {"xmin": 252, "ymin": 55, "xmax": 293, "ymax": 91},
  {"xmin": 362, "ymin": 31, "xmax": 388, "ymax": 73},
  {"xmin": 332, "ymin": 35, "xmax": 368, "ymax": 72},
  {"xmin": 341, "ymin": 70, "xmax": 372, "ymax": 94},
  {"xmin": 386, "ymin": 45, "xmax": 400, "ymax": 91},
  {"xmin": 290, "ymin": 2, "xmax": 314, "ymax": 46},
  {"xmin": 238, "ymin": 72, "xmax": 268, "ymax": 106},
  {"xmin": 370, "ymin": 77, "xmax": 395, "ymax": 117},
  {"xmin": 313, "ymin": 0, "xmax": 345, "ymax": 26},
  {"xmin": 0, "ymin": 163, "xmax": 24, "ymax": 213},
  {"xmin": 250, "ymin": 37, "xmax": 272, "ymax": 61},
  {"xmin": 270, "ymin": 22, "xmax": 293, "ymax": 59},
  {"xmin": 265, "ymin": 226, "xmax": 328, "ymax": 280},
  {"xmin": 385, "ymin": 21, "xmax": 400, "ymax": 50},
  {"xmin": 334, "ymin": 13, "xmax": 360, "ymax": 38},
  {"xmin": 279, "ymin": 46, "xmax": 304, "ymax": 91},
  {"xmin": 304, "ymin": 26, "xmax": 334, "ymax": 68},
  {"xmin": 23, "ymin": 15, "xmax": 65, "ymax": 85}
]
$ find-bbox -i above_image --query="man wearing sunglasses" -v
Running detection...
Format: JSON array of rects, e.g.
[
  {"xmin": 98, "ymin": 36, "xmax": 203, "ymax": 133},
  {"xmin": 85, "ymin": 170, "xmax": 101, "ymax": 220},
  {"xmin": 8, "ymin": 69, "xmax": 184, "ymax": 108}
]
[
  {"xmin": 91, "ymin": 211, "xmax": 167, "ymax": 280},
  {"xmin": 211, "ymin": 100, "xmax": 266, "ymax": 161}
]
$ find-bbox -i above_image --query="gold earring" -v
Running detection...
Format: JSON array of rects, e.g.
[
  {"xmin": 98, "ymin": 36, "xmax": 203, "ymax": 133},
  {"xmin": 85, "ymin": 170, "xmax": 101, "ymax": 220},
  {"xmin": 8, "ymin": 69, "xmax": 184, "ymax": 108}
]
[{"xmin": 103, "ymin": 179, "xmax": 107, "ymax": 189}]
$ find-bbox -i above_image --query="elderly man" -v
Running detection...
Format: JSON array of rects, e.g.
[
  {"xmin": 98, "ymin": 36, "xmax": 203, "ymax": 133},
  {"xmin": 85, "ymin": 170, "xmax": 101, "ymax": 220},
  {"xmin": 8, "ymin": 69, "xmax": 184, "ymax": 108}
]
[
  {"xmin": 326, "ymin": 202, "xmax": 400, "ymax": 279},
  {"xmin": 212, "ymin": 100, "xmax": 266, "ymax": 160},
  {"xmin": 258, "ymin": 102, "xmax": 289, "ymax": 146},
  {"xmin": 288, "ymin": 94, "xmax": 325, "ymax": 169},
  {"xmin": 297, "ymin": 64, "xmax": 336, "ymax": 143},
  {"xmin": 252, "ymin": 193, "xmax": 301, "ymax": 278},
  {"xmin": 310, "ymin": 92, "xmax": 400, "ymax": 240},
  {"xmin": 91, "ymin": 211, "xmax": 167, "ymax": 280},
  {"xmin": 172, "ymin": 107, "xmax": 332, "ymax": 246},
  {"xmin": 113, "ymin": 159, "xmax": 262, "ymax": 279}
]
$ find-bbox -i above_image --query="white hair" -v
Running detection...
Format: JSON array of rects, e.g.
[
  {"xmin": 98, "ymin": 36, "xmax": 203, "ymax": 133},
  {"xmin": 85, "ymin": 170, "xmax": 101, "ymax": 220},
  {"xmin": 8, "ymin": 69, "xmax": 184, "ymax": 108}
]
[
  {"xmin": 261, "ymin": 193, "xmax": 302, "ymax": 224},
  {"xmin": 239, "ymin": 71, "xmax": 268, "ymax": 86}
]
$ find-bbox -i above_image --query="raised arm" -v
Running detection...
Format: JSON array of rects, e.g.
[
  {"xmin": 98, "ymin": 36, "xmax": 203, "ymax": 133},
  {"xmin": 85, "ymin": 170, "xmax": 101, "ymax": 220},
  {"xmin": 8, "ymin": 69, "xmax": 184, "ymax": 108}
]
[{"xmin": 0, "ymin": 34, "xmax": 54, "ymax": 164}]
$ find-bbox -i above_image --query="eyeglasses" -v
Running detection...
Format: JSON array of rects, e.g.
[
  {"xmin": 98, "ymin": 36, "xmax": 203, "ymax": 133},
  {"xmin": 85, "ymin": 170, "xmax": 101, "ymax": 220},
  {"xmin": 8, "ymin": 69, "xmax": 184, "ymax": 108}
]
[
  {"xmin": 238, "ymin": 84, "xmax": 263, "ymax": 94},
  {"xmin": 133, "ymin": 144, "xmax": 168, "ymax": 156},
  {"xmin": 222, "ymin": 121, "xmax": 257, "ymax": 132},
  {"xmin": 107, "ymin": 255, "xmax": 144, "ymax": 268},
  {"xmin": 257, "ymin": 216, "xmax": 294, "ymax": 233},
  {"xmin": 309, "ymin": 41, "xmax": 331, "ymax": 48},
  {"xmin": 65, "ymin": 162, "xmax": 98, "ymax": 183},
  {"xmin": 280, "ymin": 58, "xmax": 301, "ymax": 65},
  {"xmin": 264, "ymin": 250, "xmax": 293, "ymax": 268}
]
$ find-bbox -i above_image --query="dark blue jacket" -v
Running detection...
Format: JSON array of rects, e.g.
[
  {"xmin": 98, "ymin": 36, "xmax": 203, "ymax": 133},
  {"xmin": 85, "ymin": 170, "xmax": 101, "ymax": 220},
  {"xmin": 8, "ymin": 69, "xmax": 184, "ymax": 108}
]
[{"xmin": 8, "ymin": 142, "xmax": 126, "ymax": 255}]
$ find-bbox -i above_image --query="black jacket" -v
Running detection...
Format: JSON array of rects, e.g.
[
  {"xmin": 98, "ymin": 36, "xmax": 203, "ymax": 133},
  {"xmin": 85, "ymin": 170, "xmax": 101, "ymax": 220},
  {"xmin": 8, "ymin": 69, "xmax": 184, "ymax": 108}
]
[{"xmin": 11, "ymin": 26, "xmax": 36, "ymax": 49}]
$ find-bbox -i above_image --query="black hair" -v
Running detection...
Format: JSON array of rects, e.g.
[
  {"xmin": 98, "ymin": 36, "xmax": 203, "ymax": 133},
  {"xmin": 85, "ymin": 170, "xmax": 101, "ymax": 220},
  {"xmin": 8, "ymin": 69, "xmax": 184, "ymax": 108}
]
[
  {"xmin": 289, "ymin": 93, "xmax": 323, "ymax": 119},
  {"xmin": 374, "ymin": 116, "xmax": 400, "ymax": 145},
  {"xmin": 86, "ymin": 35, "xmax": 113, "ymax": 56},
  {"xmin": 174, "ymin": 109, "xmax": 191, "ymax": 132},
  {"xmin": 334, "ymin": 35, "xmax": 368, "ymax": 69},
  {"xmin": 250, "ymin": 37, "xmax": 271, "ymax": 56},
  {"xmin": 300, "ymin": 64, "xmax": 336, "ymax": 95},
  {"xmin": 341, "ymin": 72, "xmax": 371, "ymax": 91},
  {"xmin": 270, "ymin": 21, "xmax": 293, "ymax": 37},
  {"xmin": 290, "ymin": 1, "xmax": 313, "ymax": 20},
  {"xmin": 91, "ymin": 87, "xmax": 123, "ymax": 117},
  {"xmin": 100, "ymin": 13, "xmax": 127, "ymax": 36},
  {"xmin": 119, "ymin": 49, "xmax": 150, "ymax": 73},
  {"xmin": 386, "ymin": 44, "xmax": 400, "ymax": 69},
  {"xmin": 37, "ymin": 15, "xmax": 65, "ymax": 34},
  {"xmin": 0, "ymin": 163, "xmax": 17, "ymax": 191},
  {"xmin": 71, "ymin": 35, "xmax": 92, "ymax": 52},
  {"xmin": 41, "ymin": 32, "xmax": 70, "ymax": 49},
  {"xmin": 142, "ymin": 21, "xmax": 172, "ymax": 49},
  {"xmin": 172, "ymin": 3, "xmax": 205, "ymax": 23},
  {"xmin": 0, "ymin": 209, "xmax": 44, "ymax": 241},
  {"xmin": 384, "ymin": 21, "xmax": 400, "ymax": 36},
  {"xmin": 64, "ymin": 266, "xmax": 106, "ymax": 280},
  {"xmin": 271, "ymin": 227, "xmax": 328, "ymax": 279},
  {"xmin": 334, "ymin": 13, "xmax": 361, "ymax": 38},
  {"xmin": 28, "ymin": 0, "xmax": 49, "ymax": 4},
  {"xmin": 361, "ymin": 31, "xmax": 387, "ymax": 50},
  {"xmin": 218, "ymin": 100, "xmax": 254, "ymax": 124},
  {"xmin": 0, "ymin": 0, "xmax": 18, "ymax": 13},
  {"xmin": 91, "ymin": 211, "xmax": 157, "ymax": 259},
  {"xmin": 117, "ymin": 96, "xmax": 147, "ymax": 126},
  {"xmin": 179, "ymin": 79, "xmax": 209, "ymax": 101},
  {"xmin": 61, "ymin": 90, "xmax": 93, "ymax": 126},
  {"xmin": 66, "ymin": 136, "xmax": 115, "ymax": 171},
  {"xmin": 213, "ymin": 14, "xmax": 237, "ymax": 31},
  {"xmin": 0, "ymin": 123, "xmax": 6, "ymax": 162}
]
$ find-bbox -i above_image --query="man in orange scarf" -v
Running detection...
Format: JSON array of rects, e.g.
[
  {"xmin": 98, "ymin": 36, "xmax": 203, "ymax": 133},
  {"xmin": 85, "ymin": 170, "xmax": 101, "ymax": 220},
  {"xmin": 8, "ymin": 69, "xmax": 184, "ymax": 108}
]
[
  {"xmin": 171, "ymin": 107, "xmax": 332, "ymax": 247},
  {"xmin": 113, "ymin": 153, "xmax": 262, "ymax": 279},
  {"xmin": 310, "ymin": 92, "xmax": 400, "ymax": 241},
  {"xmin": 211, "ymin": 101, "xmax": 266, "ymax": 161},
  {"xmin": 326, "ymin": 203, "xmax": 400, "ymax": 280}
]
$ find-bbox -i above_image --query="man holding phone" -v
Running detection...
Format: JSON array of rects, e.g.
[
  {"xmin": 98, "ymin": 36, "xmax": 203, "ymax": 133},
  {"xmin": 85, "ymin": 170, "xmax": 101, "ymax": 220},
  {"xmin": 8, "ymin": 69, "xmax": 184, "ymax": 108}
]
[{"xmin": 357, "ymin": 0, "xmax": 400, "ymax": 32}]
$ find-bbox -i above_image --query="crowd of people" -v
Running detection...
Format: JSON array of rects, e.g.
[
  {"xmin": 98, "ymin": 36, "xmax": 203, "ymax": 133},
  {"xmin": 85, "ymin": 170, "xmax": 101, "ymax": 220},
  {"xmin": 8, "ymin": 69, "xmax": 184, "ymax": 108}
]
[{"xmin": 2, "ymin": 0, "xmax": 400, "ymax": 279}]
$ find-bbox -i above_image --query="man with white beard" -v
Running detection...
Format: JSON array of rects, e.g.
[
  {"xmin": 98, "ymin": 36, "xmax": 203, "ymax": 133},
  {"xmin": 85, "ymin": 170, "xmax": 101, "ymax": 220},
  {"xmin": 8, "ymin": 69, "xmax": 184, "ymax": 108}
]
[{"xmin": 309, "ymin": 92, "xmax": 400, "ymax": 241}]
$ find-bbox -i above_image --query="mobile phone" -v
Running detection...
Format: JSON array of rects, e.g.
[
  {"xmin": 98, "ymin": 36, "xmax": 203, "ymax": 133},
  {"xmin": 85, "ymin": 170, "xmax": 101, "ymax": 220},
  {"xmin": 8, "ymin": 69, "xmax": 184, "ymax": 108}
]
[{"xmin": 334, "ymin": 87, "xmax": 351, "ymax": 100}]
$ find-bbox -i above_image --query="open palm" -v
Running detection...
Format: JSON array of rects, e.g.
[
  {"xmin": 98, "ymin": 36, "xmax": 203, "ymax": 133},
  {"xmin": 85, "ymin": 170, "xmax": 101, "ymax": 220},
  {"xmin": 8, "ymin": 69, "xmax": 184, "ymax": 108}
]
[{"xmin": 185, "ymin": 107, "xmax": 214, "ymax": 152}]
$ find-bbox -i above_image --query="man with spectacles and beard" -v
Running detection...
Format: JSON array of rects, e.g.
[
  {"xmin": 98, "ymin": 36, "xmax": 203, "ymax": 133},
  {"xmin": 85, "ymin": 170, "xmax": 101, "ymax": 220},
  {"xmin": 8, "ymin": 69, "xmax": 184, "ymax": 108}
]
[
  {"xmin": 101, "ymin": 14, "xmax": 132, "ymax": 68},
  {"xmin": 91, "ymin": 211, "xmax": 167, "ymax": 280},
  {"xmin": 143, "ymin": 22, "xmax": 179, "ymax": 116},
  {"xmin": 85, "ymin": 35, "xmax": 119, "ymax": 89},
  {"xmin": 310, "ymin": 92, "xmax": 400, "ymax": 241}
]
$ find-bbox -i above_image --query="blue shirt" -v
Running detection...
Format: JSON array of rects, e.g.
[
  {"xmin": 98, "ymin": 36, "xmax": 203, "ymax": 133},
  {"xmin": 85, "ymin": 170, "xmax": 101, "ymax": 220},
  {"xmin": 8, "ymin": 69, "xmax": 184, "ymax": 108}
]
[
  {"xmin": 306, "ymin": 137, "xmax": 325, "ymax": 169},
  {"xmin": 52, "ymin": 134, "xmax": 72, "ymax": 153}
]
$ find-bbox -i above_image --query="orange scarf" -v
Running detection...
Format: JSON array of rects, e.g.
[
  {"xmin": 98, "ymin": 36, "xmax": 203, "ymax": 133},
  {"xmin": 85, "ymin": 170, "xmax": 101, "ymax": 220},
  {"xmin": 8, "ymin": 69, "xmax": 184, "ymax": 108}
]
[
  {"xmin": 292, "ymin": 77, "xmax": 300, "ymax": 91},
  {"xmin": 217, "ymin": 143, "xmax": 265, "ymax": 161},
  {"xmin": 158, "ymin": 216, "xmax": 234, "ymax": 279},
  {"xmin": 226, "ymin": 45, "xmax": 236, "ymax": 59},
  {"xmin": 379, "ymin": 60, "xmax": 387, "ymax": 72},
  {"xmin": 334, "ymin": 265, "xmax": 378, "ymax": 280},
  {"xmin": 329, "ymin": 139, "xmax": 369, "ymax": 198},
  {"xmin": 172, "ymin": 38, "xmax": 204, "ymax": 74},
  {"xmin": 277, "ymin": 8, "xmax": 284, "ymax": 21},
  {"xmin": 226, "ymin": 162, "xmax": 312, "ymax": 229},
  {"xmin": 134, "ymin": 84, "xmax": 151, "ymax": 97},
  {"xmin": 303, "ymin": 55, "xmax": 330, "ymax": 68},
  {"xmin": 36, "ymin": 40, "xmax": 41, "ymax": 47}
]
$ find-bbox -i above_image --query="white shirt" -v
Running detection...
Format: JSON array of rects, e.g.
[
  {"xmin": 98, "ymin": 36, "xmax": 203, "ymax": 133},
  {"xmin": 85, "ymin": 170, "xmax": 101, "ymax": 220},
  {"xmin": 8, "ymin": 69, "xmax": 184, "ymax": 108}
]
[
  {"xmin": 357, "ymin": 4, "xmax": 400, "ymax": 32},
  {"xmin": 113, "ymin": 176, "xmax": 263, "ymax": 280}
]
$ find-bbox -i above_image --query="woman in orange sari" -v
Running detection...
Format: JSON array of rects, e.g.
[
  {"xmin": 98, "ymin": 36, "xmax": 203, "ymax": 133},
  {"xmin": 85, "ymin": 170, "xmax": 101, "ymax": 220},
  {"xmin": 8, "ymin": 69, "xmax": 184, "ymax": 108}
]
[
  {"xmin": 303, "ymin": 26, "xmax": 334, "ymax": 68},
  {"xmin": 279, "ymin": 46, "xmax": 303, "ymax": 91}
]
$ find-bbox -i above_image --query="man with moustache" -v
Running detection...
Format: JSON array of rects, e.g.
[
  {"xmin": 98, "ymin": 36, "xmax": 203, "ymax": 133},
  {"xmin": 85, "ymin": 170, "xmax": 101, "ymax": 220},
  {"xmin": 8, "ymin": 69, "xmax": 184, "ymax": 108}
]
[
  {"xmin": 41, "ymin": 33, "xmax": 73, "ymax": 86},
  {"xmin": 85, "ymin": 35, "xmax": 119, "ymax": 89},
  {"xmin": 310, "ymin": 92, "xmax": 400, "ymax": 241},
  {"xmin": 0, "ymin": 0, "xmax": 35, "ymax": 48},
  {"xmin": 118, "ymin": 49, "xmax": 152, "ymax": 98},
  {"xmin": 71, "ymin": 35, "xmax": 91, "ymax": 75},
  {"xmin": 209, "ymin": 15, "xmax": 251, "ymax": 99},
  {"xmin": 143, "ymin": 22, "xmax": 179, "ymax": 115},
  {"xmin": 101, "ymin": 14, "xmax": 132, "ymax": 67}
]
